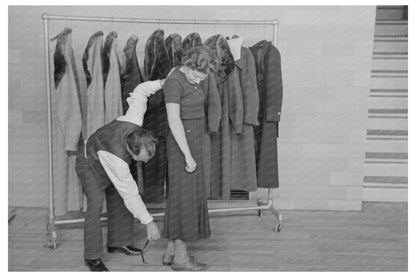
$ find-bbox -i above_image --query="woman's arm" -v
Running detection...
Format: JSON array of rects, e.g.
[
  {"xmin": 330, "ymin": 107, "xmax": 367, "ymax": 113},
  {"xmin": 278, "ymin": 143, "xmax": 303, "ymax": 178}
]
[{"xmin": 166, "ymin": 103, "xmax": 196, "ymax": 172}]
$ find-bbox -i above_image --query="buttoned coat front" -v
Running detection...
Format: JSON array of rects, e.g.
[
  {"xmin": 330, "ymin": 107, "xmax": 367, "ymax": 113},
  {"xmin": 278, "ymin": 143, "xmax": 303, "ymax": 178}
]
[
  {"xmin": 250, "ymin": 40, "xmax": 283, "ymax": 188},
  {"xmin": 230, "ymin": 46, "xmax": 259, "ymax": 192}
]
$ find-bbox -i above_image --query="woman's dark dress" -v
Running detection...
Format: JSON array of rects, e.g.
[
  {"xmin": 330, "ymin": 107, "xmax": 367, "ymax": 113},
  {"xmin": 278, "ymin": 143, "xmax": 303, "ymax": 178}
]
[{"xmin": 162, "ymin": 67, "xmax": 211, "ymax": 242}]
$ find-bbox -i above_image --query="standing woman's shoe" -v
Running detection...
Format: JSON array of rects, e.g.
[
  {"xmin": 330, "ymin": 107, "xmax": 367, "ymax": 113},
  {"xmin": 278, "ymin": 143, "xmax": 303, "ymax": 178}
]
[
  {"xmin": 162, "ymin": 253, "xmax": 174, "ymax": 266},
  {"xmin": 162, "ymin": 254, "xmax": 196, "ymax": 266},
  {"xmin": 171, "ymin": 259, "xmax": 208, "ymax": 271}
]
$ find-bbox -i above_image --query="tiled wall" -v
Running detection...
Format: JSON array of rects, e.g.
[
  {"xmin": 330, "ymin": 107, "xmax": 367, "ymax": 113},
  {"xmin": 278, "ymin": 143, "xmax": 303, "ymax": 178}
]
[{"xmin": 8, "ymin": 6, "xmax": 376, "ymax": 210}]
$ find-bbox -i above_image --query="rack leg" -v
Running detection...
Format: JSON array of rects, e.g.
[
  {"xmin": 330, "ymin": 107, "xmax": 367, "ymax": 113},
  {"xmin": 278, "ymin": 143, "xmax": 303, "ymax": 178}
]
[
  {"xmin": 45, "ymin": 216, "xmax": 58, "ymax": 249},
  {"xmin": 269, "ymin": 204, "xmax": 283, "ymax": 232},
  {"xmin": 257, "ymin": 198, "xmax": 268, "ymax": 217}
]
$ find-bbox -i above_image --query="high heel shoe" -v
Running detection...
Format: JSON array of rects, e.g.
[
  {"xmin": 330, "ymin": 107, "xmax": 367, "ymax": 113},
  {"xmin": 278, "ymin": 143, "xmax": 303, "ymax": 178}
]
[
  {"xmin": 162, "ymin": 253, "xmax": 174, "ymax": 266},
  {"xmin": 171, "ymin": 259, "xmax": 208, "ymax": 271},
  {"xmin": 162, "ymin": 254, "xmax": 195, "ymax": 266}
]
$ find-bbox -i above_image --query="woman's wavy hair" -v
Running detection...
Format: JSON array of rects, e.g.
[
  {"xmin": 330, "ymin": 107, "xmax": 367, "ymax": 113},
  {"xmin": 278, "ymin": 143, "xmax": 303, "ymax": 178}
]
[{"xmin": 183, "ymin": 46, "xmax": 218, "ymax": 74}]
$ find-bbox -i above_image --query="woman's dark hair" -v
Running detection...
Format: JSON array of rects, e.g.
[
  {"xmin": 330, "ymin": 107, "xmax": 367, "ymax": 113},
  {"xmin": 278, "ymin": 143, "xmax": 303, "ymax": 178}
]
[
  {"xmin": 183, "ymin": 46, "xmax": 218, "ymax": 74},
  {"xmin": 126, "ymin": 128, "xmax": 158, "ymax": 158}
]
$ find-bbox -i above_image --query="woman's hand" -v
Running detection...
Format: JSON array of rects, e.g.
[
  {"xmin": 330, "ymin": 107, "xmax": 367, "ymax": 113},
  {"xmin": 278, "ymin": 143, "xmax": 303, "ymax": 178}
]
[{"xmin": 185, "ymin": 154, "xmax": 197, "ymax": 173}]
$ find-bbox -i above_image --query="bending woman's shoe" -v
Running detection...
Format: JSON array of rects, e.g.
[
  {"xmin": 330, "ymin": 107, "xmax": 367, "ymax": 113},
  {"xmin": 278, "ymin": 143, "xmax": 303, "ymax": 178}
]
[{"xmin": 171, "ymin": 259, "xmax": 208, "ymax": 271}]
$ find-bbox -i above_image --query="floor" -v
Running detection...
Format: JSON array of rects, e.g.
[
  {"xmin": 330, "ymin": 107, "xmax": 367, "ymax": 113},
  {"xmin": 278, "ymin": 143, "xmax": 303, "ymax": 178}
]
[{"xmin": 8, "ymin": 202, "xmax": 407, "ymax": 271}]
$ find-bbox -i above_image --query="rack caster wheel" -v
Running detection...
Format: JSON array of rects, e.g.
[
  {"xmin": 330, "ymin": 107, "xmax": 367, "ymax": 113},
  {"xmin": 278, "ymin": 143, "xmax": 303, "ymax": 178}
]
[
  {"xmin": 274, "ymin": 223, "xmax": 282, "ymax": 232},
  {"xmin": 45, "ymin": 229, "xmax": 58, "ymax": 249},
  {"xmin": 45, "ymin": 240, "xmax": 57, "ymax": 249}
]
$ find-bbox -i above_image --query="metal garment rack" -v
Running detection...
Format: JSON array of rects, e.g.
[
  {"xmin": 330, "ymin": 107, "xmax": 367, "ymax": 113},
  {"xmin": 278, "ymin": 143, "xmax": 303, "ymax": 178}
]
[{"xmin": 42, "ymin": 13, "xmax": 283, "ymax": 249}]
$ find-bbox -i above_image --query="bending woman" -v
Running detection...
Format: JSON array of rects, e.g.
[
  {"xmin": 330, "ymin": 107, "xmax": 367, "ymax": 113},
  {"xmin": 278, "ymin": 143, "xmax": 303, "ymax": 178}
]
[{"xmin": 162, "ymin": 46, "xmax": 217, "ymax": 271}]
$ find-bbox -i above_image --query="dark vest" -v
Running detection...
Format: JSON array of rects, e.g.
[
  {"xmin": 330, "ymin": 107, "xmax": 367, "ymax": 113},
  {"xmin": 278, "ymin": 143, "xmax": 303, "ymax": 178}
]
[{"xmin": 86, "ymin": 119, "xmax": 141, "ymax": 189}]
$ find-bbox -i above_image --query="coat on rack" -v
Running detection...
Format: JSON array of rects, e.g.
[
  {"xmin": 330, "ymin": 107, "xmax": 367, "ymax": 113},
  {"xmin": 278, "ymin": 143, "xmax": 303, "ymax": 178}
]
[
  {"xmin": 205, "ymin": 35, "xmax": 244, "ymax": 199},
  {"xmin": 120, "ymin": 34, "xmax": 145, "ymax": 195},
  {"xmin": 52, "ymin": 27, "xmax": 84, "ymax": 215},
  {"xmin": 250, "ymin": 40, "xmax": 283, "ymax": 188},
  {"xmin": 102, "ymin": 31, "xmax": 123, "ymax": 124},
  {"xmin": 229, "ymin": 45, "xmax": 259, "ymax": 192},
  {"xmin": 142, "ymin": 29, "xmax": 171, "ymax": 203},
  {"xmin": 182, "ymin": 32, "xmax": 202, "ymax": 54},
  {"xmin": 165, "ymin": 33, "xmax": 184, "ymax": 67},
  {"xmin": 200, "ymin": 71, "xmax": 221, "ymax": 196},
  {"xmin": 82, "ymin": 31, "xmax": 105, "ymax": 138},
  {"xmin": 121, "ymin": 35, "xmax": 144, "ymax": 114},
  {"xmin": 204, "ymin": 34, "xmax": 235, "ymax": 84}
]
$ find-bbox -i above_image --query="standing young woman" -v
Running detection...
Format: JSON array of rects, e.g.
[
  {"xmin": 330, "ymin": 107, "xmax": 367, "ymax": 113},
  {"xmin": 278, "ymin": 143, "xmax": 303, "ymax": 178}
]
[{"xmin": 162, "ymin": 46, "xmax": 217, "ymax": 271}]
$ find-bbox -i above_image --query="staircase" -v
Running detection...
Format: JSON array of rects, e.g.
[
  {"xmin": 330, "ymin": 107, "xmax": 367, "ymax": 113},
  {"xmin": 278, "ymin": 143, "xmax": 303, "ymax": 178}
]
[{"xmin": 363, "ymin": 6, "xmax": 408, "ymax": 202}]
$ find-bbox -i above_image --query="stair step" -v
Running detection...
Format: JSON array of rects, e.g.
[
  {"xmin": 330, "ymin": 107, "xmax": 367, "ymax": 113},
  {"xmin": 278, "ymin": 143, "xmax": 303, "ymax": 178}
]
[
  {"xmin": 363, "ymin": 187, "xmax": 407, "ymax": 202},
  {"xmin": 371, "ymin": 76, "xmax": 408, "ymax": 89},
  {"xmin": 375, "ymin": 21, "xmax": 408, "ymax": 36},
  {"xmin": 366, "ymin": 139, "xmax": 408, "ymax": 153},
  {"xmin": 373, "ymin": 40, "xmax": 408, "ymax": 53},
  {"xmin": 374, "ymin": 36, "xmax": 408, "ymax": 42},
  {"xmin": 371, "ymin": 69, "xmax": 408, "ymax": 78},
  {"xmin": 376, "ymin": 6, "xmax": 406, "ymax": 21},
  {"xmin": 372, "ymin": 58, "xmax": 407, "ymax": 71},
  {"xmin": 367, "ymin": 117, "xmax": 407, "ymax": 130},
  {"xmin": 365, "ymin": 163, "xmax": 407, "ymax": 176},
  {"xmin": 368, "ymin": 97, "xmax": 408, "ymax": 110},
  {"xmin": 369, "ymin": 88, "xmax": 408, "ymax": 98},
  {"xmin": 373, "ymin": 53, "xmax": 407, "ymax": 60}
]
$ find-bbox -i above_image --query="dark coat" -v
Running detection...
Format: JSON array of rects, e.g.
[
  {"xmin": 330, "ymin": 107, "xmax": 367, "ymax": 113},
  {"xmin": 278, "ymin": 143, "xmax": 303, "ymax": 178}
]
[
  {"xmin": 204, "ymin": 35, "xmax": 244, "ymax": 199},
  {"xmin": 230, "ymin": 46, "xmax": 259, "ymax": 192},
  {"xmin": 250, "ymin": 40, "xmax": 283, "ymax": 188},
  {"xmin": 144, "ymin": 29, "xmax": 171, "ymax": 81},
  {"xmin": 201, "ymin": 72, "xmax": 221, "ymax": 135},
  {"xmin": 165, "ymin": 33, "xmax": 184, "ymax": 67},
  {"xmin": 182, "ymin": 32, "xmax": 202, "ymax": 55},
  {"xmin": 143, "ymin": 29, "xmax": 171, "ymax": 138},
  {"xmin": 83, "ymin": 31, "xmax": 105, "ymax": 138},
  {"xmin": 204, "ymin": 34, "xmax": 235, "ymax": 83},
  {"xmin": 120, "ymin": 35, "xmax": 144, "ymax": 114},
  {"xmin": 119, "ymin": 35, "xmax": 145, "ymax": 198},
  {"xmin": 102, "ymin": 31, "xmax": 123, "ymax": 124},
  {"xmin": 142, "ymin": 29, "xmax": 171, "ymax": 203}
]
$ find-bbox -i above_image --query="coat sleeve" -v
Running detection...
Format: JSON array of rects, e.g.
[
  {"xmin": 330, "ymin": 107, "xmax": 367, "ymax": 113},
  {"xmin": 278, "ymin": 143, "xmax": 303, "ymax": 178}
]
[
  {"xmin": 242, "ymin": 49, "xmax": 260, "ymax": 126},
  {"xmin": 57, "ymin": 43, "xmax": 83, "ymax": 152},
  {"xmin": 265, "ymin": 46, "xmax": 283, "ymax": 122},
  {"xmin": 228, "ymin": 68, "xmax": 244, "ymax": 135},
  {"xmin": 202, "ymin": 72, "xmax": 221, "ymax": 135}
]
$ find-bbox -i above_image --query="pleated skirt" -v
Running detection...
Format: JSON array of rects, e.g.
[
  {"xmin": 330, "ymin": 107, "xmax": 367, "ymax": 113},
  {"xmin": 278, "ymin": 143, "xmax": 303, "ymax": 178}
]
[{"xmin": 162, "ymin": 118, "xmax": 211, "ymax": 242}]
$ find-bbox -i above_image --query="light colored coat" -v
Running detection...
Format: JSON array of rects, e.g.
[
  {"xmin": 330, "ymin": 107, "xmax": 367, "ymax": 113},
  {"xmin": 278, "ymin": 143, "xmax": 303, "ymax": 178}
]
[
  {"xmin": 83, "ymin": 31, "xmax": 105, "ymax": 138},
  {"xmin": 103, "ymin": 32, "xmax": 123, "ymax": 124}
]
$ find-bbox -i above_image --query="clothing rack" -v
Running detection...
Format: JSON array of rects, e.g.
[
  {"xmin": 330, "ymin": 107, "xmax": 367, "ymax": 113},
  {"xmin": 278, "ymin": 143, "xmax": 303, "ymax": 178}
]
[{"xmin": 42, "ymin": 13, "xmax": 283, "ymax": 249}]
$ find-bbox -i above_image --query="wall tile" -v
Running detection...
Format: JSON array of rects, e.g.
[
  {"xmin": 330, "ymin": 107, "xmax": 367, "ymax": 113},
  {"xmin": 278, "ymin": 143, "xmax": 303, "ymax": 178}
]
[
  {"xmin": 328, "ymin": 200, "xmax": 362, "ymax": 211},
  {"xmin": 345, "ymin": 187, "xmax": 363, "ymax": 200},
  {"xmin": 329, "ymin": 172, "xmax": 363, "ymax": 187}
]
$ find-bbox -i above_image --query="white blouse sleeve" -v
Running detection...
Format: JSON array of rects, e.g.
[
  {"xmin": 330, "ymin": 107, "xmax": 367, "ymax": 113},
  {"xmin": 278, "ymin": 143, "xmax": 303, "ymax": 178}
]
[
  {"xmin": 117, "ymin": 80, "xmax": 162, "ymax": 126},
  {"xmin": 97, "ymin": 150, "xmax": 153, "ymax": 225}
]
